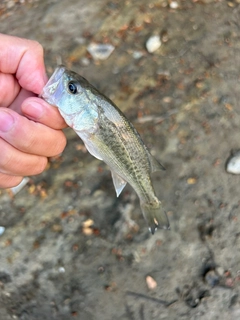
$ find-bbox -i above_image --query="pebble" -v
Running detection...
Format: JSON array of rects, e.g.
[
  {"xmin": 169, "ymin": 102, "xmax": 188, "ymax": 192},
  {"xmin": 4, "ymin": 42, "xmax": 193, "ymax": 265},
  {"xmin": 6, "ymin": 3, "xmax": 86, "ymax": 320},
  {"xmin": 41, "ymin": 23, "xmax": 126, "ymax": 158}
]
[
  {"xmin": 132, "ymin": 50, "xmax": 144, "ymax": 59},
  {"xmin": 82, "ymin": 218, "xmax": 94, "ymax": 235},
  {"xmin": 226, "ymin": 151, "xmax": 240, "ymax": 174},
  {"xmin": 146, "ymin": 35, "xmax": 161, "ymax": 53},
  {"xmin": 82, "ymin": 219, "xmax": 94, "ymax": 228},
  {"xmin": 146, "ymin": 275, "xmax": 157, "ymax": 290},
  {"xmin": 187, "ymin": 177, "xmax": 197, "ymax": 185},
  {"xmin": 0, "ymin": 226, "xmax": 5, "ymax": 236},
  {"xmin": 58, "ymin": 267, "xmax": 65, "ymax": 273},
  {"xmin": 6, "ymin": 0, "xmax": 15, "ymax": 9},
  {"xmin": 169, "ymin": 1, "xmax": 179, "ymax": 9},
  {"xmin": 87, "ymin": 43, "xmax": 115, "ymax": 60},
  {"xmin": 80, "ymin": 57, "xmax": 90, "ymax": 66}
]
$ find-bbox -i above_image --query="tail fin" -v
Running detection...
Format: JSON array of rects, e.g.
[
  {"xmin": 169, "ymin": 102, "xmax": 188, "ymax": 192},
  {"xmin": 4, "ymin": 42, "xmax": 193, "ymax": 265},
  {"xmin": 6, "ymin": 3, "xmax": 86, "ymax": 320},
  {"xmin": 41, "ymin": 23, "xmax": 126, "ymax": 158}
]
[{"xmin": 140, "ymin": 200, "xmax": 170, "ymax": 235}]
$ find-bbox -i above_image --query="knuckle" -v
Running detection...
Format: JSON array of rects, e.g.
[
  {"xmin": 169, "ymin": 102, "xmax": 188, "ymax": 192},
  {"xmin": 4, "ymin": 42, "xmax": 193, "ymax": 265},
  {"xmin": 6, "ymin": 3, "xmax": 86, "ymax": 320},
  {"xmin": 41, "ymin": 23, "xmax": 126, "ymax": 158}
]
[
  {"xmin": 53, "ymin": 134, "xmax": 67, "ymax": 155},
  {"xmin": 33, "ymin": 157, "xmax": 48, "ymax": 175},
  {"xmin": 23, "ymin": 132, "xmax": 37, "ymax": 151},
  {"xmin": 21, "ymin": 123, "xmax": 43, "ymax": 151},
  {"xmin": 30, "ymin": 40, "xmax": 44, "ymax": 56},
  {"xmin": 43, "ymin": 132, "xmax": 66, "ymax": 157},
  {"xmin": 0, "ymin": 74, "xmax": 16, "ymax": 107},
  {"xmin": 0, "ymin": 142, "xmax": 13, "ymax": 170},
  {"xmin": 0, "ymin": 139, "xmax": 47, "ymax": 176},
  {"xmin": 0, "ymin": 75, "xmax": 7, "ymax": 103}
]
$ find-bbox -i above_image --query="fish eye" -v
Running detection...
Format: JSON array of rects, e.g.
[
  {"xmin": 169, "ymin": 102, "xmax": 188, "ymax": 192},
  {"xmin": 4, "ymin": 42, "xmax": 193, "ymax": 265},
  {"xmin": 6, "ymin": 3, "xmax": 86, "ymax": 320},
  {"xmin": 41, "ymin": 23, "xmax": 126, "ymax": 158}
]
[{"xmin": 68, "ymin": 81, "xmax": 78, "ymax": 94}]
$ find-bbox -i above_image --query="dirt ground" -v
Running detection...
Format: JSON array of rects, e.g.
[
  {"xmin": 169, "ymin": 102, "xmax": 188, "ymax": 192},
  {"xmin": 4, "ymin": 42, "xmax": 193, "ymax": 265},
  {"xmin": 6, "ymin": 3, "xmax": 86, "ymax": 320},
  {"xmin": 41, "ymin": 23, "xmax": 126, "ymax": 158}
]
[{"xmin": 1, "ymin": 0, "xmax": 240, "ymax": 319}]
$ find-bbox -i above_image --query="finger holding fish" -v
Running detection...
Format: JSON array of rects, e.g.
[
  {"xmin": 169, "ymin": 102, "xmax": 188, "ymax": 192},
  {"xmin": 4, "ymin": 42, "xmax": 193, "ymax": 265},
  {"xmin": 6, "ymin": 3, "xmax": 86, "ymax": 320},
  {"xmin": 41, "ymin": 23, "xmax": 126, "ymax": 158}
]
[
  {"xmin": 0, "ymin": 107, "xmax": 66, "ymax": 157},
  {"xmin": 21, "ymin": 97, "xmax": 67, "ymax": 129}
]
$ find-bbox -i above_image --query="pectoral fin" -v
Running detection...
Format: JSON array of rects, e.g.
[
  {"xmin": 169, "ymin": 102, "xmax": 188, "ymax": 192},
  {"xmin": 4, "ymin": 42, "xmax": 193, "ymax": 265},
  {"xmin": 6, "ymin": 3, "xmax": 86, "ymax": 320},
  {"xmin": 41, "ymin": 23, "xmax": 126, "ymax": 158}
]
[
  {"xmin": 79, "ymin": 137, "xmax": 103, "ymax": 161},
  {"xmin": 111, "ymin": 171, "xmax": 127, "ymax": 197}
]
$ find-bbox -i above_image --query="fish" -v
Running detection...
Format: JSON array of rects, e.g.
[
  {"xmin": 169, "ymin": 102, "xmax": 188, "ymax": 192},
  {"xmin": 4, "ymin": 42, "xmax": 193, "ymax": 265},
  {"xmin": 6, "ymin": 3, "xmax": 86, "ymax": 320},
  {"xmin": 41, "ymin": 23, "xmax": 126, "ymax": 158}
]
[{"xmin": 41, "ymin": 66, "xmax": 169, "ymax": 234}]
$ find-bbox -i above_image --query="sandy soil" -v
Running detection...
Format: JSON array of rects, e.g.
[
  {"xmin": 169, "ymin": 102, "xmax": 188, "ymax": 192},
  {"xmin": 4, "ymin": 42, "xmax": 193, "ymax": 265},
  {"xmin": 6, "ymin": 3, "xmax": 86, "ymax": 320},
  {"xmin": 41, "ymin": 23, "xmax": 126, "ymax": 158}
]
[{"xmin": 1, "ymin": 0, "xmax": 240, "ymax": 319}]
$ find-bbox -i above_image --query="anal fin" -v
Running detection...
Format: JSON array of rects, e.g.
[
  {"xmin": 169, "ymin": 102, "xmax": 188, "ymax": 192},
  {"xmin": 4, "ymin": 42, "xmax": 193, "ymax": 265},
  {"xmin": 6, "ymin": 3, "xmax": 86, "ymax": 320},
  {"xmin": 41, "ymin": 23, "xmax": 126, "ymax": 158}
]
[{"xmin": 111, "ymin": 171, "xmax": 127, "ymax": 197}]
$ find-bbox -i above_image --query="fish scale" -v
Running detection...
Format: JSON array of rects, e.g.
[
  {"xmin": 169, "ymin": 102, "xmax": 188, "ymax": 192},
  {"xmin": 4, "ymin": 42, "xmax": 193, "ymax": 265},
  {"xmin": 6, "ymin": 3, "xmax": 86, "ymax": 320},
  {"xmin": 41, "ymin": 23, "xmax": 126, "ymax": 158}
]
[
  {"xmin": 41, "ymin": 66, "xmax": 169, "ymax": 234},
  {"xmin": 98, "ymin": 110, "xmax": 153, "ymax": 193},
  {"xmin": 95, "ymin": 113, "xmax": 150, "ymax": 196}
]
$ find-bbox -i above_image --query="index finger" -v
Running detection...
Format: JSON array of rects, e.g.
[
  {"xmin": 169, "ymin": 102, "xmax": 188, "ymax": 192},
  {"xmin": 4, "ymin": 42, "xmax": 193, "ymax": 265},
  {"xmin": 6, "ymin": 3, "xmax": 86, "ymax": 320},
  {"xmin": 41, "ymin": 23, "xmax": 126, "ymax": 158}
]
[
  {"xmin": 21, "ymin": 97, "xmax": 67, "ymax": 129},
  {"xmin": 0, "ymin": 33, "xmax": 48, "ymax": 94}
]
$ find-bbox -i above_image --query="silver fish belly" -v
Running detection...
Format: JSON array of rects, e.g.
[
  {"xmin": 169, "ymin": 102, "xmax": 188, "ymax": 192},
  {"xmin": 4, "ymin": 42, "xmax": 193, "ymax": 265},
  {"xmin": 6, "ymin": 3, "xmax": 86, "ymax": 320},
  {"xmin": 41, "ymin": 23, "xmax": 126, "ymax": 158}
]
[{"xmin": 41, "ymin": 66, "xmax": 169, "ymax": 234}]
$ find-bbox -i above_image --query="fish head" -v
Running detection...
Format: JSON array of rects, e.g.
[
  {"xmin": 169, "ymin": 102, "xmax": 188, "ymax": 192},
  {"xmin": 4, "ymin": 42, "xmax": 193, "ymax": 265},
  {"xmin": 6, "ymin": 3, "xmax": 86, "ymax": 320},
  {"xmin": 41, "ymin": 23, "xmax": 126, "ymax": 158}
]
[{"xmin": 41, "ymin": 66, "xmax": 92, "ymax": 116}]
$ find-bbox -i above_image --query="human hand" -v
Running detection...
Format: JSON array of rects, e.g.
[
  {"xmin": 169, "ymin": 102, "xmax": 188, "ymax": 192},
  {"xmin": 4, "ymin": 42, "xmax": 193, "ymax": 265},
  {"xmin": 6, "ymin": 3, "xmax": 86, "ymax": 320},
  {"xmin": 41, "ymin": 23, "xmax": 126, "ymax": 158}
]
[{"xmin": 0, "ymin": 34, "xmax": 67, "ymax": 188}]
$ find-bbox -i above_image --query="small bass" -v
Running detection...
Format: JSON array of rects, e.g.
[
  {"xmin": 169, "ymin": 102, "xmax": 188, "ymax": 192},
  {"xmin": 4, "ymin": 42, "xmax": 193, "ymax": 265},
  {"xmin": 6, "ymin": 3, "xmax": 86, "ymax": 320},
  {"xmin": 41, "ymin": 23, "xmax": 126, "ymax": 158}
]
[{"xmin": 41, "ymin": 66, "xmax": 169, "ymax": 234}]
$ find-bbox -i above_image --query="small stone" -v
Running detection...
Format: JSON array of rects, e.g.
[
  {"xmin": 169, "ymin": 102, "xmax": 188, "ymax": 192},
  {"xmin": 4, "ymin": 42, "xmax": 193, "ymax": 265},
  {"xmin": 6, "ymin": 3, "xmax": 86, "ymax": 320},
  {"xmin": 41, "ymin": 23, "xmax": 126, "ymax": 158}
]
[
  {"xmin": 6, "ymin": 0, "xmax": 15, "ymax": 9},
  {"xmin": 0, "ymin": 226, "xmax": 5, "ymax": 236},
  {"xmin": 146, "ymin": 35, "xmax": 161, "ymax": 53},
  {"xmin": 82, "ymin": 219, "xmax": 94, "ymax": 235},
  {"xmin": 146, "ymin": 275, "xmax": 157, "ymax": 290},
  {"xmin": 87, "ymin": 43, "xmax": 115, "ymax": 60},
  {"xmin": 80, "ymin": 57, "xmax": 90, "ymax": 66},
  {"xmin": 169, "ymin": 1, "xmax": 179, "ymax": 9},
  {"xmin": 226, "ymin": 151, "xmax": 240, "ymax": 174},
  {"xmin": 83, "ymin": 228, "xmax": 93, "ymax": 236},
  {"xmin": 58, "ymin": 267, "xmax": 65, "ymax": 273},
  {"xmin": 216, "ymin": 266, "xmax": 224, "ymax": 276},
  {"xmin": 163, "ymin": 96, "xmax": 172, "ymax": 103},
  {"xmin": 227, "ymin": 1, "xmax": 235, "ymax": 7},
  {"xmin": 82, "ymin": 219, "xmax": 94, "ymax": 228},
  {"xmin": 187, "ymin": 177, "xmax": 197, "ymax": 184},
  {"xmin": 132, "ymin": 51, "xmax": 144, "ymax": 59}
]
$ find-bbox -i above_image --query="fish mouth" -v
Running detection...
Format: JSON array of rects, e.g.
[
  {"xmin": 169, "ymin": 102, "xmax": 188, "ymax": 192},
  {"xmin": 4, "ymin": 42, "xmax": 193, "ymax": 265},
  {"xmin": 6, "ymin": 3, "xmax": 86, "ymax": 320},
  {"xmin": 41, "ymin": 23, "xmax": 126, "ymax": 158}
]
[{"xmin": 40, "ymin": 65, "xmax": 66, "ymax": 106}]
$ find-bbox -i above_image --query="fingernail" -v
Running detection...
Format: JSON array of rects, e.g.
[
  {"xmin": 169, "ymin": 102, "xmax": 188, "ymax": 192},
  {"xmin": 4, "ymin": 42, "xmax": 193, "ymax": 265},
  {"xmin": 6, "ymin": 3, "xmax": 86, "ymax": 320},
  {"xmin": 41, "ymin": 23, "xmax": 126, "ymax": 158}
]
[
  {"xmin": 0, "ymin": 111, "xmax": 15, "ymax": 132},
  {"xmin": 23, "ymin": 101, "xmax": 43, "ymax": 120}
]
